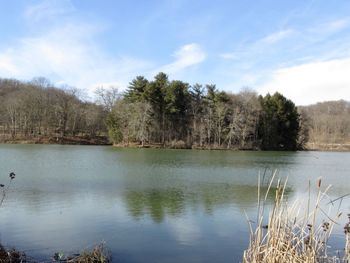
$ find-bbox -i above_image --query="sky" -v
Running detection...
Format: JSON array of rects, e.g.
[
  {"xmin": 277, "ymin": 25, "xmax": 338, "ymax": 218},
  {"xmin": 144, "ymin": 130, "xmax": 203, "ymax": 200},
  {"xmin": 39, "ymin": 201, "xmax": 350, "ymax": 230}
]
[{"xmin": 0, "ymin": 0, "xmax": 350, "ymax": 105}]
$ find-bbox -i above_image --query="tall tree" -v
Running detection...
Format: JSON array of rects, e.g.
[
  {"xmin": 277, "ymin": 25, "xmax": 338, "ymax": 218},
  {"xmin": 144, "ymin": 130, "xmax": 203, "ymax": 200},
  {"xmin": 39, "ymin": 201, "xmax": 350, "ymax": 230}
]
[
  {"xmin": 189, "ymin": 84, "xmax": 205, "ymax": 146},
  {"xmin": 258, "ymin": 92, "xmax": 300, "ymax": 150},
  {"xmin": 165, "ymin": 80, "xmax": 190, "ymax": 141},
  {"xmin": 125, "ymin": 76, "xmax": 148, "ymax": 103},
  {"xmin": 145, "ymin": 72, "xmax": 168, "ymax": 144}
]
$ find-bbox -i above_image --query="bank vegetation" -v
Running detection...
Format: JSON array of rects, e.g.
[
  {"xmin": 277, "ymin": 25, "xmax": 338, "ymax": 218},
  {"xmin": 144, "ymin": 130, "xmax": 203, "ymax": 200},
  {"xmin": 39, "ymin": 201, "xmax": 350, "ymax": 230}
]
[{"xmin": 243, "ymin": 176, "xmax": 350, "ymax": 262}]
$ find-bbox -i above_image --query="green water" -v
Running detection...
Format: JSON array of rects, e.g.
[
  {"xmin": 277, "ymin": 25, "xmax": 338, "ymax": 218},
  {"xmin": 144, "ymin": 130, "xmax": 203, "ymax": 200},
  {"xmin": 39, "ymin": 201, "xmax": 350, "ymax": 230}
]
[{"xmin": 0, "ymin": 145, "xmax": 349, "ymax": 262}]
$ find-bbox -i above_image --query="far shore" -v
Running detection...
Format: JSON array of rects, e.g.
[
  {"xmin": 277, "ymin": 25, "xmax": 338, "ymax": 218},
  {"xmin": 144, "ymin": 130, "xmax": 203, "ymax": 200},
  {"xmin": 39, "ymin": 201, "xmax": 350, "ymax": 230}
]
[
  {"xmin": 0, "ymin": 135, "xmax": 112, "ymax": 146},
  {"xmin": 1, "ymin": 137, "xmax": 350, "ymax": 152}
]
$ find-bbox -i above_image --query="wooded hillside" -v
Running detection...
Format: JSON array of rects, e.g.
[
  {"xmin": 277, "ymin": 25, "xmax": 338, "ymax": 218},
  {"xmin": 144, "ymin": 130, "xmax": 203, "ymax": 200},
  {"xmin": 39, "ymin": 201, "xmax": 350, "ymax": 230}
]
[
  {"xmin": 0, "ymin": 78, "xmax": 107, "ymax": 143},
  {"xmin": 1, "ymin": 74, "xmax": 348, "ymax": 150},
  {"xmin": 300, "ymin": 100, "xmax": 350, "ymax": 150}
]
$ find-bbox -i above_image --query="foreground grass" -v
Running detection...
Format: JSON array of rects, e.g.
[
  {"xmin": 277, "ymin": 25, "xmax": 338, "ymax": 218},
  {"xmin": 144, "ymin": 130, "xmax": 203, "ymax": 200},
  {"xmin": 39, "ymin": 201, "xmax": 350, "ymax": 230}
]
[
  {"xmin": 0, "ymin": 243, "xmax": 111, "ymax": 263},
  {"xmin": 243, "ymin": 173, "xmax": 350, "ymax": 262}
]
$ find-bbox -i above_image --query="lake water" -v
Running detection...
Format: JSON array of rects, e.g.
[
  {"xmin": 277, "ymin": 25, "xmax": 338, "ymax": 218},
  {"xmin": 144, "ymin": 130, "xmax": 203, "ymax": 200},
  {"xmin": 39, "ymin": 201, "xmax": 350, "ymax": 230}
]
[{"xmin": 0, "ymin": 145, "xmax": 349, "ymax": 262}]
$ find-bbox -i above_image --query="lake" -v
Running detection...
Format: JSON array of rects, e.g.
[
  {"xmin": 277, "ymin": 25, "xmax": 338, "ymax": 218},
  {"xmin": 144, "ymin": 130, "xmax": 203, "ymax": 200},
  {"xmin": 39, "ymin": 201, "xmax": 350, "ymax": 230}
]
[{"xmin": 0, "ymin": 145, "xmax": 349, "ymax": 262}]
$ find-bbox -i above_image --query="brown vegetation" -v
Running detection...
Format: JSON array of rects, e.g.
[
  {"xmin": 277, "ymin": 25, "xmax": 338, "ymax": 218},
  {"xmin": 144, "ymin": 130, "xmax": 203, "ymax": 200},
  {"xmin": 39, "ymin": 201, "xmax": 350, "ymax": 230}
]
[
  {"xmin": 243, "ymin": 175, "xmax": 350, "ymax": 262},
  {"xmin": 0, "ymin": 134, "xmax": 111, "ymax": 145},
  {"xmin": 0, "ymin": 78, "xmax": 107, "ymax": 141},
  {"xmin": 300, "ymin": 100, "xmax": 350, "ymax": 149},
  {"xmin": 0, "ymin": 243, "xmax": 111, "ymax": 263}
]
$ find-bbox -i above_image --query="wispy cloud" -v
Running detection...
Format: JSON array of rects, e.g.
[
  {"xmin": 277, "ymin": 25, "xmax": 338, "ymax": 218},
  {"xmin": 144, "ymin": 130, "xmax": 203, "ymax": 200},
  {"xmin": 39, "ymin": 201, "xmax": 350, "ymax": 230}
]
[
  {"xmin": 25, "ymin": 0, "xmax": 75, "ymax": 22},
  {"xmin": 157, "ymin": 43, "xmax": 206, "ymax": 74},
  {"xmin": 260, "ymin": 29, "xmax": 295, "ymax": 44},
  {"xmin": 323, "ymin": 18, "xmax": 349, "ymax": 33},
  {"xmin": 219, "ymin": 29, "xmax": 295, "ymax": 62},
  {"xmin": 257, "ymin": 57, "xmax": 350, "ymax": 105},
  {"xmin": 219, "ymin": 51, "xmax": 247, "ymax": 60}
]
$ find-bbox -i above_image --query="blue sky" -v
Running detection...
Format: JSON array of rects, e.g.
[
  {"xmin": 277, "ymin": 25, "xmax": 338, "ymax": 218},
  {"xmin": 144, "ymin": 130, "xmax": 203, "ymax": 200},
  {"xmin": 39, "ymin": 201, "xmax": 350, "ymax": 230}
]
[{"xmin": 0, "ymin": 0, "xmax": 350, "ymax": 104}]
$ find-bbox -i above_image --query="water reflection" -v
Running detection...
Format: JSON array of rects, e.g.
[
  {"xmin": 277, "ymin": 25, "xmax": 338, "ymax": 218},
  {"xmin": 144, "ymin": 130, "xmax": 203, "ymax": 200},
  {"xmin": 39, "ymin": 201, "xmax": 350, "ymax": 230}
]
[{"xmin": 124, "ymin": 184, "xmax": 280, "ymax": 223}]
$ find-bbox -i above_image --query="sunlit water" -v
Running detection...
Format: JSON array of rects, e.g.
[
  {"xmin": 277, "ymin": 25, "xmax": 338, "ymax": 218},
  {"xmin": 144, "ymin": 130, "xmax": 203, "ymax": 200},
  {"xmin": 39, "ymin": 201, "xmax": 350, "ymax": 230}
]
[{"xmin": 0, "ymin": 145, "xmax": 349, "ymax": 262}]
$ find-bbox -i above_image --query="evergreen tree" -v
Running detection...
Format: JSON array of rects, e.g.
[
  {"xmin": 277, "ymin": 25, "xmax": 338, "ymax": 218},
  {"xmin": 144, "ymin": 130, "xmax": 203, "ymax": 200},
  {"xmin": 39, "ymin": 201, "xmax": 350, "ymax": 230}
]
[
  {"xmin": 145, "ymin": 72, "xmax": 168, "ymax": 143},
  {"xmin": 258, "ymin": 92, "xmax": 300, "ymax": 150},
  {"xmin": 124, "ymin": 76, "xmax": 148, "ymax": 102},
  {"xmin": 165, "ymin": 80, "xmax": 190, "ymax": 140}
]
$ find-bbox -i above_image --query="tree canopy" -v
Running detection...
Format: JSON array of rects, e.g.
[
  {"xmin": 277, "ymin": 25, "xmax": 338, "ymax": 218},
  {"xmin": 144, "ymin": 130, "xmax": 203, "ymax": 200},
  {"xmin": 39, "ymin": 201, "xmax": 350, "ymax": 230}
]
[
  {"xmin": 0, "ymin": 74, "xmax": 314, "ymax": 150},
  {"xmin": 258, "ymin": 92, "xmax": 300, "ymax": 150},
  {"xmin": 106, "ymin": 73, "xmax": 303, "ymax": 150}
]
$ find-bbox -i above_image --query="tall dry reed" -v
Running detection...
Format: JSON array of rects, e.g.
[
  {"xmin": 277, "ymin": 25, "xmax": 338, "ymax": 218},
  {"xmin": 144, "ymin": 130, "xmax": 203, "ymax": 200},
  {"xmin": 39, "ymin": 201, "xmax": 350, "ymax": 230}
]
[{"xmin": 243, "ymin": 171, "xmax": 350, "ymax": 263}]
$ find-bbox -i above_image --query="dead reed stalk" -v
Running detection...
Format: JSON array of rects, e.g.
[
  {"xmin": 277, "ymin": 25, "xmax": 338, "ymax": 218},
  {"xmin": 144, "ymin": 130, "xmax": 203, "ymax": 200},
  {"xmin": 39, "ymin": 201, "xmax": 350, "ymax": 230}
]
[{"xmin": 243, "ymin": 173, "xmax": 349, "ymax": 263}]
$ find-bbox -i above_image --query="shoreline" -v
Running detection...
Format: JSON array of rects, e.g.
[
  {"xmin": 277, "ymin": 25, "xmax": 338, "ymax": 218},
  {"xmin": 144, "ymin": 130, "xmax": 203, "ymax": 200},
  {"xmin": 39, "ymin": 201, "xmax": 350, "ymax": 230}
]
[
  {"xmin": 1, "ymin": 139, "xmax": 350, "ymax": 152},
  {"xmin": 305, "ymin": 142, "xmax": 350, "ymax": 152},
  {"xmin": 111, "ymin": 142, "xmax": 350, "ymax": 152},
  {"xmin": 0, "ymin": 135, "xmax": 112, "ymax": 146}
]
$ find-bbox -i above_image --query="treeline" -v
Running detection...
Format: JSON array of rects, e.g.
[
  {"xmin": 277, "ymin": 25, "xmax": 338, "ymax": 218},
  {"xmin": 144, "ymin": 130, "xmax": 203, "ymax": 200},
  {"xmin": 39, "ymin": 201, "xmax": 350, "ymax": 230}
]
[
  {"xmin": 2, "ymin": 74, "xmax": 347, "ymax": 150},
  {"xmin": 0, "ymin": 78, "xmax": 106, "ymax": 140},
  {"xmin": 107, "ymin": 73, "xmax": 301, "ymax": 150},
  {"xmin": 300, "ymin": 100, "xmax": 350, "ymax": 147}
]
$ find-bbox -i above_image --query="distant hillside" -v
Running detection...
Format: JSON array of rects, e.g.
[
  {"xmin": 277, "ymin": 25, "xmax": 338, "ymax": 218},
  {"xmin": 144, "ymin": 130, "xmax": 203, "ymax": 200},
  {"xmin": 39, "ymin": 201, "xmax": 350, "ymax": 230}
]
[
  {"xmin": 0, "ymin": 78, "xmax": 108, "ymax": 143},
  {"xmin": 299, "ymin": 100, "xmax": 350, "ymax": 150}
]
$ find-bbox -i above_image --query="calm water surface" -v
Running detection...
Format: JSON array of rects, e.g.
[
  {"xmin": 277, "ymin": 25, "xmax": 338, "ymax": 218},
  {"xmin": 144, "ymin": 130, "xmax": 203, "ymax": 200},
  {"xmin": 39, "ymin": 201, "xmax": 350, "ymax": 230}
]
[{"xmin": 0, "ymin": 145, "xmax": 349, "ymax": 262}]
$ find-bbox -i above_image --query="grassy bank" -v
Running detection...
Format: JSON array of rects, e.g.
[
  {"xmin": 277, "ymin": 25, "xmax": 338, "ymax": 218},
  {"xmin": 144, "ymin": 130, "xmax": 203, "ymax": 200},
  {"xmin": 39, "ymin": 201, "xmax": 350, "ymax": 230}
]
[
  {"xmin": 0, "ymin": 135, "xmax": 111, "ymax": 145},
  {"xmin": 0, "ymin": 243, "xmax": 111, "ymax": 263},
  {"xmin": 306, "ymin": 142, "xmax": 350, "ymax": 152},
  {"xmin": 2, "ymin": 136, "xmax": 350, "ymax": 151},
  {"xmin": 113, "ymin": 142, "xmax": 350, "ymax": 152}
]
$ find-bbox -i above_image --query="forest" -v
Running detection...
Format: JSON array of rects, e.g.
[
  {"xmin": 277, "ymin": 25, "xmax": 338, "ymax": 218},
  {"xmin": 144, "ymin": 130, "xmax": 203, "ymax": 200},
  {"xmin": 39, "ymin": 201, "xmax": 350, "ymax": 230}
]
[
  {"xmin": 0, "ymin": 73, "xmax": 349, "ymax": 150},
  {"xmin": 0, "ymin": 77, "xmax": 107, "ymax": 144}
]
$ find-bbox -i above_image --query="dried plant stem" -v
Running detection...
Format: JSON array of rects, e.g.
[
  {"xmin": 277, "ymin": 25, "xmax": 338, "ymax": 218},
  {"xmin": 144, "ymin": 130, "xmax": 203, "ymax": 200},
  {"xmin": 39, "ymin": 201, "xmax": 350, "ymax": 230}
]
[{"xmin": 243, "ymin": 174, "xmax": 349, "ymax": 263}]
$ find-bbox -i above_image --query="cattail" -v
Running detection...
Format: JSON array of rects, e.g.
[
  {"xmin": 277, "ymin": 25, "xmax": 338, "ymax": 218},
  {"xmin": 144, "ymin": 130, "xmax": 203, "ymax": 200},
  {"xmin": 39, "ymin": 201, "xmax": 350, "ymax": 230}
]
[
  {"xmin": 304, "ymin": 236, "xmax": 310, "ymax": 245},
  {"xmin": 345, "ymin": 223, "xmax": 350, "ymax": 234},
  {"xmin": 317, "ymin": 177, "xmax": 322, "ymax": 188},
  {"xmin": 9, "ymin": 172, "xmax": 15, "ymax": 180},
  {"xmin": 322, "ymin": 222, "xmax": 330, "ymax": 231}
]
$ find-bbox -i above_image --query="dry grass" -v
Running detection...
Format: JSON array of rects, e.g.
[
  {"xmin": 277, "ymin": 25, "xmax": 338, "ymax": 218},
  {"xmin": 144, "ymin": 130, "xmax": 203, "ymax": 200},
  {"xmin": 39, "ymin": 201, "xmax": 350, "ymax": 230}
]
[
  {"xmin": 0, "ymin": 245, "xmax": 26, "ymax": 263},
  {"xmin": 63, "ymin": 243, "xmax": 111, "ymax": 263},
  {"xmin": 243, "ymin": 171, "xmax": 350, "ymax": 263},
  {"xmin": 0, "ymin": 243, "xmax": 110, "ymax": 263}
]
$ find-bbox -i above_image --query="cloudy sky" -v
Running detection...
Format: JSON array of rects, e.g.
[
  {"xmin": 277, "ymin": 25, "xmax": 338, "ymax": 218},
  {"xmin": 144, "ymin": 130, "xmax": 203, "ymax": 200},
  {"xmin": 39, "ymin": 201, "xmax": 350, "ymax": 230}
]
[{"xmin": 0, "ymin": 0, "xmax": 350, "ymax": 105}]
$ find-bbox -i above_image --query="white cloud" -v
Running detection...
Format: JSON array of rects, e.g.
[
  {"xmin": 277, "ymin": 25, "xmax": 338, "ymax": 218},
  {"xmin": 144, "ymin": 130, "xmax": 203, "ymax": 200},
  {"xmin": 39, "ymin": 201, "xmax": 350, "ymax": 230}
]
[
  {"xmin": 1, "ymin": 1, "xmax": 206, "ymax": 95},
  {"xmin": 323, "ymin": 18, "xmax": 350, "ymax": 33},
  {"xmin": 257, "ymin": 57, "xmax": 350, "ymax": 105},
  {"xmin": 157, "ymin": 43, "xmax": 206, "ymax": 74},
  {"xmin": 0, "ymin": 52, "xmax": 19, "ymax": 74},
  {"xmin": 219, "ymin": 51, "xmax": 247, "ymax": 60},
  {"xmin": 0, "ymin": 1, "xmax": 152, "ymax": 96},
  {"xmin": 0, "ymin": 25, "xmax": 149, "ymax": 94},
  {"xmin": 260, "ymin": 29, "xmax": 295, "ymax": 44}
]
